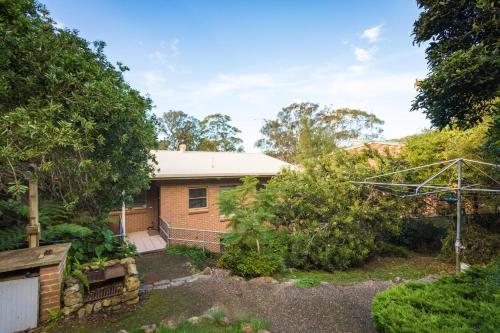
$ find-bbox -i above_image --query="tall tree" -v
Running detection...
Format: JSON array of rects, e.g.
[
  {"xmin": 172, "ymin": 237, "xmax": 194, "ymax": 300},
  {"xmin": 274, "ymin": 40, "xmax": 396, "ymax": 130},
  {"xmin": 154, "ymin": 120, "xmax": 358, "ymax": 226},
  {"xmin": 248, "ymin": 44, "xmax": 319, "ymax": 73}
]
[
  {"xmin": 255, "ymin": 102, "xmax": 384, "ymax": 162},
  {"xmin": 0, "ymin": 0, "xmax": 158, "ymax": 213},
  {"xmin": 158, "ymin": 111, "xmax": 201, "ymax": 151},
  {"xmin": 411, "ymin": 0, "xmax": 499, "ymax": 129},
  {"xmin": 159, "ymin": 111, "xmax": 244, "ymax": 152},
  {"xmin": 199, "ymin": 114, "xmax": 244, "ymax": 152}
]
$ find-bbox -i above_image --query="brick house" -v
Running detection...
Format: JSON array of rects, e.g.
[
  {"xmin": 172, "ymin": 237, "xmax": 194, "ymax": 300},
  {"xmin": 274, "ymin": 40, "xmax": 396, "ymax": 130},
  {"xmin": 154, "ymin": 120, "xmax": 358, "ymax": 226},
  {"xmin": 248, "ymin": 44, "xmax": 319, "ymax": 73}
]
[{"xmin": 112, "ymin": 146, "xmax": 292, "ymax": 252}]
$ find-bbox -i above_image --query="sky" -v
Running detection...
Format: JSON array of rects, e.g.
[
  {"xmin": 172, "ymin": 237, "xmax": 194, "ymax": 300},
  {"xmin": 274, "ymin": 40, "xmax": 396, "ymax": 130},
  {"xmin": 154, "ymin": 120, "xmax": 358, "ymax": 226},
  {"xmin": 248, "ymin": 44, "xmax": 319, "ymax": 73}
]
[{"xmin": 44, "ymin": 0, "xmax": 430, "ymax": 152}]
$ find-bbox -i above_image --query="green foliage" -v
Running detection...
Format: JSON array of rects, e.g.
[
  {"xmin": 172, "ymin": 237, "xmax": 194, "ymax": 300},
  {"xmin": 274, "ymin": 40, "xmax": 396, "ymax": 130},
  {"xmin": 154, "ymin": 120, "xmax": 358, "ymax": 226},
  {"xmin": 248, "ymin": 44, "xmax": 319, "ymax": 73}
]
[
  {"xmin": 374, "ymin": 242, "xmax": 411, "ymax": 259},
  {"xmin": 0, "ymin": 0, "xmax": 157, "ymax": 213},
  {"xmin": 159, "ymin": 111, "xmax": 243, "ymax": 152},
  {"xmin": 217, "ymin": 152, "xmax": 405, "ymax": 276},
  {"xmin": 395, "ymin": 216, "xmax": 449, "ymax": 254},
  {"xmin": 0, "ymin": 225, "xmax": 26, "ymax": 251},
  {"xmin": 256, "ymin": 102, "xmax": 384, "ymax": 162},
  {"xmin": 166, "ymin": 245, "xmax": 215, "ymax": 268},
  {"xmin": 412, "ymin": 0, "xmax": 499, "ymax": 130},
  {"xmin": 372, "ymin": 261, "xmax": 500, "ymax": 333},
  {"xmin": 295, "ymin": 278, "xmax": 320, "ymax": 288}
]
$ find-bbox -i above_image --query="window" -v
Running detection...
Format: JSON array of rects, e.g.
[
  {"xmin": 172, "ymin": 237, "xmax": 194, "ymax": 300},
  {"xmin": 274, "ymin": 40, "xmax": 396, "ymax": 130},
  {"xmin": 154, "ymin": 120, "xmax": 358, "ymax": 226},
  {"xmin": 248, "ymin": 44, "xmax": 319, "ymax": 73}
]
[
  {"xmin": 189, "ymin": 188, "xmax": 207, "ymax": 209},
  {"xmin": 129, "ymin": 190, "xmax": 147, "ymax": 208}
]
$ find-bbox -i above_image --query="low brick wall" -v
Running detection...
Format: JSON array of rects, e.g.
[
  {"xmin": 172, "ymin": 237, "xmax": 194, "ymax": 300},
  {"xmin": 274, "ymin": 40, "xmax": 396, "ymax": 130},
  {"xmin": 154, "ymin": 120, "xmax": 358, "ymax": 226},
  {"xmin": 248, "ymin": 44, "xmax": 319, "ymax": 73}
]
[
  {"xmin": 39, "ymin": 259, "xmax": 66, "ymax": 321},
  {"xmin": 62, "ymin": 257, "xmax": 140, "ymax": 318}
]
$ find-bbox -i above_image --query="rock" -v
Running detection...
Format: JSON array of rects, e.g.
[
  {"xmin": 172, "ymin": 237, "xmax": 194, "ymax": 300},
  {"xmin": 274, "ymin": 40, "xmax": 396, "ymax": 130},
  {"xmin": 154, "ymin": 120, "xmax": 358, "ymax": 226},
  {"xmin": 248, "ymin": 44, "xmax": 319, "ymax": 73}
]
[
  {"xmin": 221, "ymin": 316, "xmax": 233, "ymax": 325},
  {"xmin": 241, "ymin": 323, "xmax": 253, "ymax": 333},
  {"xmin": 111, "ymin": 305, "xmax": 122, "ymax": 311},
  {"xmin": 140, "ymin": 324, "xmax": 156, "ymax": 333},
  {"xmin": 160, "ymin": 319, "xmax": 177, "ymax": 329},
  {"xmin": 117, "ymin": 330, "xmax": 128, "ymax": 333},
  {"xmin": 230, "ymin": 276, "xmax": 245, "ymax": 282},
  {"xmin": 122, "ymin": 289, "xmax": 139, "ymax": 302},
  {"xmin": 127, "ymin": 263, "xmax": 138, "ymax": 275},
  {"xmin": 120, "ymin": 257, "xmax": 135, "ymax": 265},
  {"xmin": 110, "ymin": 296, "xmax": 121, "ymax": 306},
  {"xmin": 211, "ymin": 269, "xmax": 232, "ymax": 278},
  {"xmin": 201, "ymin": 267, "xmax": 212, "ymax": 275},
  {"xmin": 77, "ymin": 307, "xmax": 86, "ymax": 318},
  {"xmin": 65, "ymin": 277, "xmax": 78, "ymax": 287},
  {"xmin": 257, "ymin": 330, "xmax": 271, "ymax": 333},
  {"xmin": 204, "ymin": 305, "xmax": 224, "ymax": 316},
  {"xmin": 248, "ymin": 277, "xmax": 278, "ymax": 284},
  {"xmin": 126, "ymin": 297, "xmax": 139, "ymax": 305},
  {"xmin": 187, "ymin": 316, "xmax": 200, "ymax": 325},
  {"xmin": 125, "ymin": 276, "xmax": 141, "ymax": 291},
  {"xmin": 102, "ymin": 299, "xmax": 111, "ymax": 307},
  {"xmin": 64, "ymin": 283, "xmax": 80, "ymax": 295},
  {"xmin": 103, "ymin": 259, "xmax": 120, "ymax": 267},
  {"xmin": 93, "ymin": 301, "xmax": 102, "ymax": 312},
  {"xmin": 63, "ymin": 291, "xmax": 83, "ymax": 307},
  {"xmin": 392, "ymin": 276, "xmax": 405, "ymax": 284},
  {"xmin": 61, "ymin": 304, "xmax": 80, "ymax": 316},
  {"xmin": 85, "ymin": 303, "xmax": 93, "ymax": 314}
]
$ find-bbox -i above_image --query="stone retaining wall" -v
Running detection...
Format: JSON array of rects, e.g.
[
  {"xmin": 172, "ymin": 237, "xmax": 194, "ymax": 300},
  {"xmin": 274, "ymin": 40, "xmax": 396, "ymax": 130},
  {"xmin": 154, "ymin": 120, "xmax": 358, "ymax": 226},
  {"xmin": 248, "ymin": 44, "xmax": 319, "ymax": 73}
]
[{"xmin": 62, "ymin": 257, "xmax": 140, "ymax": 318}]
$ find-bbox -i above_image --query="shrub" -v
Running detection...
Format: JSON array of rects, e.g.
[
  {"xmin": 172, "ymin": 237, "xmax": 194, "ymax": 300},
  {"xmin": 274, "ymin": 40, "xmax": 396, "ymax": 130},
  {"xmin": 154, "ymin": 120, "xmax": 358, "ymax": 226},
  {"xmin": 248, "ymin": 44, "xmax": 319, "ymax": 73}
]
[
  {"xmin": 217, "ymin": 245, "xmax": 284, "ymax": 278},
  {"xmin": 166, "ymin": 245, "xmax": 215, "ymax": 268},
  {"xmin": 372, "ymin": 261, "xmax": 500, "ymax": 333},
  {"xmin": 374, "ymin": 242, "xmax": 411, "ymax": 258}
]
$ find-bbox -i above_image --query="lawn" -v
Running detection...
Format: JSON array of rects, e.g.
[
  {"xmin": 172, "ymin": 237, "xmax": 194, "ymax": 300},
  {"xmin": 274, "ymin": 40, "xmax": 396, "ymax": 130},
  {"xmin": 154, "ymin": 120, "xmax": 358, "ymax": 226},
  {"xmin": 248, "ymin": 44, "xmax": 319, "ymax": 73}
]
[{"xmin": 280, "ymin": 255, "xmax": 453, "ymax": 285}]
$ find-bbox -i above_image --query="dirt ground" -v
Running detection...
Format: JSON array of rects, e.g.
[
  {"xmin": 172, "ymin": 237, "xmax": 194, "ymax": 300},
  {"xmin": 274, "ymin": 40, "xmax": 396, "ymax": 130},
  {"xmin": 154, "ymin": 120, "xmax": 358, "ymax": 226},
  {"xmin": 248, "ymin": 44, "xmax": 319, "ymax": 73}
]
[
  {"xmin": 135, "ymin": 252, "xmax": 193, "ymax": 284},
  {"xmin": 164, "ymin": 276, "xmax": 390, "ymax": 333}
]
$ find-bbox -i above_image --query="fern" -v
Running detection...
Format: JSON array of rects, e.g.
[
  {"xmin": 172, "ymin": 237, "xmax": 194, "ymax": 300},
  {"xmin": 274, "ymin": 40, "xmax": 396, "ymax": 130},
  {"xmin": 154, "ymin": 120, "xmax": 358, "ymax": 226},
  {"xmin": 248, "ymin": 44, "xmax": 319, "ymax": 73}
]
[
  {"xmin": 39, "ymin": 201, "xmax": 74, "ymax": 226},
  {"xmin": 42, "ymin": 223, "xmax": 93, "ymax": 241},
  {"xmin": 0, "ymin": 226, "xmax": 26, "ymax": 250}
]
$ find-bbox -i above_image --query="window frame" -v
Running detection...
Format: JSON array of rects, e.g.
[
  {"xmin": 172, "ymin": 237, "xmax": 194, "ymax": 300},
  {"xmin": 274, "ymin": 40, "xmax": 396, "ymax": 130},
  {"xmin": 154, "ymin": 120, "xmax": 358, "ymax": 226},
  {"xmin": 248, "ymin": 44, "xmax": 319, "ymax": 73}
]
[
  {"xmin": 188, "ymin": 187, "xmax": 208, "ymax": 210},
  {"xmin": 128, "ymin": 190, "xmax": 147, "ymax": 209}
]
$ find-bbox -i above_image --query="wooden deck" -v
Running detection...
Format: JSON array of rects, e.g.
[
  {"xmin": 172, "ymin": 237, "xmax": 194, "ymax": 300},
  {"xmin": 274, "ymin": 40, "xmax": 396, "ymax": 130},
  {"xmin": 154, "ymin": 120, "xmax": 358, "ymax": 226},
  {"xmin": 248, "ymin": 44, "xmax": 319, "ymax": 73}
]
[{"xmin": 127, "ymin": 230, "xmax": 166, "ymax": 254}]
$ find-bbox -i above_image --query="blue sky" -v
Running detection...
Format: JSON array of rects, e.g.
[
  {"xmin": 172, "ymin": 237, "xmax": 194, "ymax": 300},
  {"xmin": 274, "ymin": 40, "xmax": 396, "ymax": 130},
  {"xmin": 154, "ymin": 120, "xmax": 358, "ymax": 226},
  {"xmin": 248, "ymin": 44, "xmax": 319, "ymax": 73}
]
[{"xmin": 44, "ymin": 0, "xmax": 430, "ymax": 151}]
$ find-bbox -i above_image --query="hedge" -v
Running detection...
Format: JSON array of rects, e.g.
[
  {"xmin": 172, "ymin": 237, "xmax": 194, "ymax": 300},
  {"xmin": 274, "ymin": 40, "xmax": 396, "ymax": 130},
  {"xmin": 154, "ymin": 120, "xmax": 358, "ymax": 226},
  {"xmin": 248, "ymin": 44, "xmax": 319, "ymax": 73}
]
[{"xmin": 372, "ymin": 261, "xmax": 499, "ymax": 333}]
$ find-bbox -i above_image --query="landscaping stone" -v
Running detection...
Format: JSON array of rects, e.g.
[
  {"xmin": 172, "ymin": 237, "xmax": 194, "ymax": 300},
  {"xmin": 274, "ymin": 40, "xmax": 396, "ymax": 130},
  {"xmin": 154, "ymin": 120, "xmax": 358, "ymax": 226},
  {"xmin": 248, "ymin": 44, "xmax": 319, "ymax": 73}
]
[
  {"xmin": 392, "ymin": 276, "xmax": 405, "ymax": 284},
  {"xmin": 187, "ymin": 316, "xmax": 200, "ymax": 324},
  {"xmin": 93, "ymin": 301, "xmax": 102, "ymax": 312},
  {"xmin": 126, "ymin": 297, "xmax": 140, "ymax": 305},
  {"xmin": 77, "ymin": 307, "xmax": 86, "ymax": 318},
  {"xmin": 63, "ymin": 290, "xmax": 83, "ymax": 307},
  {"xmin": 160, "ymin": 318, "xmax": 177, "ymax": 329},
  {"xmin": 201, "ymin": 267, "xmax": 212, "ymax": 275},
  {"xmin": 64, "ymin": 283, "xmax": 80, "ymax": 294},
  {"xmin": 248, "ymin": 277, "xmax": 278, "ymax": 284},
  {"xmin": 211, "ymin": 268, "xmax": 231, "ymax": 278},
  {"xmin": 120, "ymin": 257, "xmax": 135, "ymax": 265},
  {"xmin": 102, "ymin": 298, "xmax": 111, "ymax": 307},
  {"xmin": 122, "ymin": 289, "xmax": 139, "ymax": 301},
  {"xmin": 125, "ymin": 276, "xmax": 141, "ymax": 291},
  {"xmin": 61, "ymin": 304, "xmax": 80, "ymax": 316},
  {"xmin": 140, "ymin": 324, "xmax": 156, "ymax": 333},
  {"xmin": 241, "ymin": 323, "xmax": 253, "ymax": 333},
  {"xmin": 85, "ymin": 303, "xmax": 93, "ymax": 315},
  {"xmin": 117, "ymin": 330, "xmax": 128, "ymax": 333},
  {"xmin": 127, "ymin": 263, "xmax": 138, "ymax": 275},
  {"xmin": 221, "ymin": 316, "xmax": 233, "ymax": 325},
  {"xmin": 111, "ymin": 305, "xmax": 122, "ymax": 311}
]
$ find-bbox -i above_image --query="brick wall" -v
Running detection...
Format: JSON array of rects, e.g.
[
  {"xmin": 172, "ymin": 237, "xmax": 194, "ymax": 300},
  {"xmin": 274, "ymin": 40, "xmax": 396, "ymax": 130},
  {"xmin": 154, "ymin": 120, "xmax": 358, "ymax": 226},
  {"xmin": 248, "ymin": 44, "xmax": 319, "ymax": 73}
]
[
  {"xmin": 39, "ymin": 257, "xmax": 66, "ymax": 321},
  {"xmin": 109, "ymin": 186, "xmax": 159, "ymax": 233}
]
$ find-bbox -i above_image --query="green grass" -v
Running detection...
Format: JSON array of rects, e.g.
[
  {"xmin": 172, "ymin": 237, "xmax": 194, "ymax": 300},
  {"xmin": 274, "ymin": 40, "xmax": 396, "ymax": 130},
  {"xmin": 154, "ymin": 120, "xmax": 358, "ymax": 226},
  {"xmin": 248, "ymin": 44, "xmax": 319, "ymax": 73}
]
[
  {"xmin": 280, "ymin": 256, "xmax": 453, "ymax": 285},
  {"xmin": 294, "ymin": 278, "xmax": 321, "ymax": 288},
  {"xmin": 151, "ymin": 317, "xmax": 269, "ymax": 333},
  {"xmin": 166, "ymin": 245, "xmax": 216, "ymax": 269}
]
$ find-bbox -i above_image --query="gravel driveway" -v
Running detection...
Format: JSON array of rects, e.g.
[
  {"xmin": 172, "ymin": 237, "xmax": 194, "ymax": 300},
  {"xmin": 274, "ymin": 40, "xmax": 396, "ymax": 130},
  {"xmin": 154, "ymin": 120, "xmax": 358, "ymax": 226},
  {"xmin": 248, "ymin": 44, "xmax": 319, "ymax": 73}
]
[{"xmin": 164, "ymin": 275, "xmax": 391, "ymax": 333}]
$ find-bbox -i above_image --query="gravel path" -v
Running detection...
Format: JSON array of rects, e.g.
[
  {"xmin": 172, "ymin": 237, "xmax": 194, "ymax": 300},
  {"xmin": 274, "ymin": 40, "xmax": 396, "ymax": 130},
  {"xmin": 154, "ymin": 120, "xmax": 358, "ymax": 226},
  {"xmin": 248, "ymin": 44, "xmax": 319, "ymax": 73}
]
[{"xmin": 164, "ymin": 275, "xmax": 391, "ymax": 333}]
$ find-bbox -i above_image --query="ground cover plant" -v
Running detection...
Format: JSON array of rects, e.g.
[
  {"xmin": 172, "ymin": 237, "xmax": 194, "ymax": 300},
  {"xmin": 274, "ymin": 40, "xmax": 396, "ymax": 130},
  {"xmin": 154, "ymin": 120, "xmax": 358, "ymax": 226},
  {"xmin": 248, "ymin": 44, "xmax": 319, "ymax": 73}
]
[
  {"xmin": 372, "ymin": 261, "xmax": 500, "ymax": 333},
  {"xmin": 282, "ymin": 256, "xmax": 453, "ymax": 285},
  {"xmin": 166, "ymin": 245, "xmax": 216, "ymax": 269}
]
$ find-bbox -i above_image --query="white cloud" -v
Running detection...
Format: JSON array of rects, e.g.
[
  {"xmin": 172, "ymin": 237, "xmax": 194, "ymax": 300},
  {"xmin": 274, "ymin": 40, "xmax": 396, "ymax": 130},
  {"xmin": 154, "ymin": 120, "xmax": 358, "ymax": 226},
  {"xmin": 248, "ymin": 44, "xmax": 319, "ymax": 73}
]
[
  {"xmin": 54, "ymin": 20, "xmax": 65, "ymax": 29},
  {"xmin": 354, "ymin": 47, "xmax": 373, "ymax": 62},
  {"xmin": 170, "ymin": 38, "xmax": 179, "ymax": 55},
  {"xmin": 125, "ymin": 60, "xmax": 428, "ymax": 151},
  {"xmin": 361, "ymin": 25, "xmax": 383, "ymax": 43},
  {"xmin": 348, "ymin": 65, "xmax": 365, "ymax": 73}
]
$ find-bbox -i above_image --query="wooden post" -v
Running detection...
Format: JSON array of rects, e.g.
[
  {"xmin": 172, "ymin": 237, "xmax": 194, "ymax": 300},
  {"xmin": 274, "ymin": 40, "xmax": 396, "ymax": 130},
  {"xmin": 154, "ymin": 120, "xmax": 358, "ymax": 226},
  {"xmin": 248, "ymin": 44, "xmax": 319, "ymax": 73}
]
[{"xmin": 26, "ymin": 177, "xmax": 40, "ymax": 248}]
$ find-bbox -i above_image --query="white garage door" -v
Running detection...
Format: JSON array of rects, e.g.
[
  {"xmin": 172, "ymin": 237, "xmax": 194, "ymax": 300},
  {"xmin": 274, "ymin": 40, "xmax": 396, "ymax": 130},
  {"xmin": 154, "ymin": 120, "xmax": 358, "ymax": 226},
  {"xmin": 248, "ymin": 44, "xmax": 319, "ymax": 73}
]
[{"xmin": 0, "ymin": 277, "xmax": 39, "ymax": 333}]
